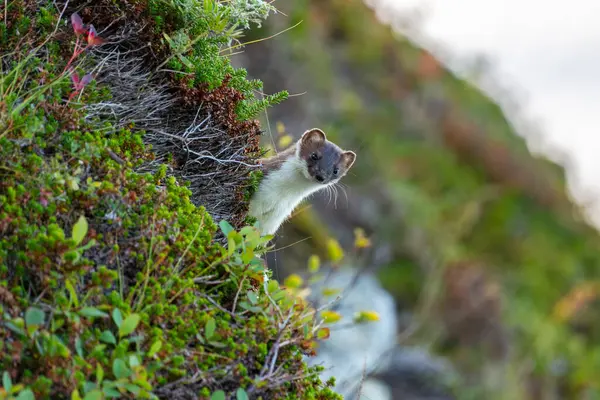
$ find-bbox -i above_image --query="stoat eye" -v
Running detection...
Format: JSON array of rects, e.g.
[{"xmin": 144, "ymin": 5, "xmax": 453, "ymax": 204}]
[
  {"xmin": 311, "ymin": 153, "xmax": 318, "ymax": 161},
  {"xmin": 333, "ymin": 167, "xmax": 339, "ymax": 175}
]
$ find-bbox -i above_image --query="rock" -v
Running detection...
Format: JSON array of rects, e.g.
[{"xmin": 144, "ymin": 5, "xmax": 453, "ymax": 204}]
[
  {"xmin": 376, "ymin": 347, "xmax": 458, "ymax": 400},
  {"xmin": 358, "ymin": 378, "xmax": 393, "ymax": 400},
  {"xmin": 306, "ymin": 268, "xmax": 398, "ymax": 397}
]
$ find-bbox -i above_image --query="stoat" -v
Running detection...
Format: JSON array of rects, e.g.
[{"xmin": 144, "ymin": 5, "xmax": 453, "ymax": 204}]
[{"xmin": 248, "ymin": 128, "xmax": 356, "ymax": 236}]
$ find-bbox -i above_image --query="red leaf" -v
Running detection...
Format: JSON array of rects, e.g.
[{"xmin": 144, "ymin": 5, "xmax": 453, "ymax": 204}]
[
  {"xmin": 316, "ymin": 327, "xmax": 330, "ymax": 340},
  {"xmin": 71, "ymin": 12, "xmax": 87, "ymax": 36},
  {"xmin": 86, "ymin": 25, "xmax": 105, "ymax": 46},
  {"xmin": 80, "ymin": 74, "xmax": 93, "ymax": 87},
  {"xmin": 87, "ymin": 24, "xmax": 97, "ymax": 38},
  {"xmin": 70, "ymin": 73, "xmax": 93, "ymax": 92},
  {"xmin": 71, "ymin": 73, "xmax": 92, "ymax": 91}
]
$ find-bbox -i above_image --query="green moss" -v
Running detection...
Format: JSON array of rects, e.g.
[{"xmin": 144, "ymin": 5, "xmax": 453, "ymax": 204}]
[{"xmin": 244, "ymin": 169, "xmax": 263, "ymax": 202}]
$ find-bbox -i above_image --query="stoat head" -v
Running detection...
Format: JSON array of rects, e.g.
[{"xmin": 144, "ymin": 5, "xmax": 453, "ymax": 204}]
[{"xmin": 296, "ymin": 128, "xmax": 356, "ymax": 185}]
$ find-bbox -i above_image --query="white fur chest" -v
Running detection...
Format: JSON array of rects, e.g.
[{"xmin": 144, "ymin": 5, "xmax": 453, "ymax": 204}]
[{"xmin": 248, "ymin": 157, "xmax": 324, "ymax": 235}]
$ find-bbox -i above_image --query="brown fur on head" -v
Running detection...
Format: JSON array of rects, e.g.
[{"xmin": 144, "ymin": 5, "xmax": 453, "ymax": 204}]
[{"xmin": 297, "ymin": 128, "xmax": 356, "ymax": 184}]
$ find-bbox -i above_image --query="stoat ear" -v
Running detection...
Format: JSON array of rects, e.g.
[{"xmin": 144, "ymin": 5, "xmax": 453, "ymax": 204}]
[
  {"xmin": 341, "ymin": 151, "xmax": 356, "ymax": 170},
  {"xmin": 301, "ymin": 128, "xmax": 326, "ymax": 146}
]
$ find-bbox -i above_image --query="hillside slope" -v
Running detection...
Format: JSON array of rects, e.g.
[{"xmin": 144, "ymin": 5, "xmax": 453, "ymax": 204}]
[{"xmin": 0, "ymin": 1, "xmax": 340, "ymax": 399}]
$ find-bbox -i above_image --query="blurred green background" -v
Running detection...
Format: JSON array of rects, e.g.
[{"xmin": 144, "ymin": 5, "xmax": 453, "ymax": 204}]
[{"xmin": 233, "ymin": 0, "xmax": 600, "ymax": 398}]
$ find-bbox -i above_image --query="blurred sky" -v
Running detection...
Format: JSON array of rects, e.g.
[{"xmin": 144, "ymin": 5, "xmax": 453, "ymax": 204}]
[{"xmin": 374, "ymin": 0, "xmax": 600, "ymax": 225}]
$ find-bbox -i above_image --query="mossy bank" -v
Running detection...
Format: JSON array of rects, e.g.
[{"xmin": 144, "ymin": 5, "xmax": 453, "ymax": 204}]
[{"xmin": 0, "ymin": 0, "xmax": 340, "ymax": 399}]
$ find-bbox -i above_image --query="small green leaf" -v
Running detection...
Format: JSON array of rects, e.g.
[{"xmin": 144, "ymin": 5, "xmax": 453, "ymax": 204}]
[
  {"xmin": 83, "ymin": 389, "xmax": 103, "ymax": 400},
  {"xmin": 236, "ymin": 388, "xmax": 249, "ymax": 400},
  {"xmin": 111, "ymin": 309, "xmax": 123, "ymax": 328},
  {"xmin": 125, "ymin": 384, "xmax": 141, "ymax": 395},
  {"xmin": 354, "ymin": 310, "xmax": 380, "ymax": 323},
  {"xmin": 258, "ymin": 234, "xmax": 273, "ymax": 245},
  {"xmin": 102, "ymin": 386, "xmax": 121, "ymax": 398},
  {"xmin": 238, "ymin": 301, "xmax": 250, "ymax": 310},
  {"xmin": 83, "ymin": 382, "xmax": 95, "ymax": 395},
  {"xmin": 272, "ymin": 290, "xmax": 287, "ymax": 302},
  {"xmin": 177, "ymin": 53, "xmax": 194, "ymax": 69},
  {"xmin": 227, "ymin": 236, "xmax": 236, "ymax": 257},
  {"xmin": 205, "ymin": 317, "xmax": 216, "ymax": 340},
  {"xmin": 112, "ymin": 359, "xmax": 131, "ymax": 379},
  {"xmin": 283, "ymin": 274, "xmax": 303, "ymax": 289},
  {"xmin": 129, "ymin": 355, "xmax": 140, "ymax": 368},
  {"xmin": 241, "ymin": 248, "xmax": 254, "ymax": 264},
  {"xmin": 25, "ymin": 307, "xmax": 45, "ymax": 327},
  {"xmin": 321, "ymin": 310, "xmax": 342, "ymax": 323},
  {"xmin": 210, "ymin": 390, "xmax": 226, "ymax": 400},
  {"xmin": 247, "ymin": 291, "xmax": 258, "ymax": 305},
  {"xmin": 75, "ymin": 337, "xmax": 83, "ymax": 357},
  {"xmin": 240, "ymin": 226, "xmax": 260, "ymax": 249},
  {"xmin": 239, "ymin": 226, "xmax": 255, "ymax": 237},
  {"xmin": 96, "ymin": 364, "xmax": 104, "ymax": 384},
  {"xmin": 3, "ymin": 371, "xmax": 12, "ymax": 392},
  {"xmin": 229, "ymin": 231, "xmax": 243, "ymax": 245},
  {"xmin": 99, "ymin": 330, "xmax": 116, "ymax": 345},
  {"xmin": 239, "ymin": 302, "xmax": 262, "ymax": 313},
  {"xmin": 72, "ymin": 215, "xmax": 89, "ymax": 245},
  {"xmin": 321, "ymin": 288, "xmax": 342, "ymax": 297},
  {"xmin": 249, "ymin": 259, "xmax": 265, "ymax": 274},
  {"xmin": 308, "ymin": 255, "xmax": 320, "ymax": 273},
  {"xmin": 163, "ymin": 32, "xmax": 177, "ymax": 50},
  {"xmin": 245, "ymin": 231, "xmax": 261, "ymax": 249},
  {"xmin": 16, "ymin": 389, "xmax": 35, "ymax": 400},
  {"xmin": 147, "ymin": 340, "xmax": 162, "ymax": 357},
  {"xmin": 91, "ymin": 344, "xmax": 106, "ymax": 355},
  {"xmin": 66, "ymin": 250, "xmax": 81, "ymax": 264},
  {"xmin": 78, "ymin": 239, "xmax": 96, "ymax": 252},
  {"xmin": 118, "ymin": 314, "xmax": 141, "ymax": 337},
  {"xmin": 326, "ymin": 238, "xmax": 344, "ymax": 263},
  {"xmin": 67, "ymin": 177, "xmax": 80, "ymax": 191},
  {"xmin": 267, "ymin": 280, "xmax": 279, "ymax": 293},
  {"xmin": 80, "ymin": 307, "xmax": 108, "ymax": 319},
  {"xmin": 128, "ymin": 335, "xmax": 143, "ymax": 344},
  {"xmin": 50, "ymin": 334, "xmax": 70, "ymax": 357},
  {"xmin": 219, "ymin": 220, "xmax": 234, "ymax": 236},
  {"xmin": 208, "ymin": 340, "xmax": 227, "ymax": 348},
  {"xmin": 65, "ymin": 280, "xmax": 79, "ymax": 307},
  {"xmin": 317, "ymin": 327, "xmax": 330, "ymax": 339}
]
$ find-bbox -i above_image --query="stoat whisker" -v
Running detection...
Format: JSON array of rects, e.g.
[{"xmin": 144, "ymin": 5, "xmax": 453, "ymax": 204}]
[
  {"xmin": 332, "ymin": 184, "xmax": 339, "ymax": 209},
  {"xmin": 335, "ymin": 182, "xmax": 349, "ymax": 208}
]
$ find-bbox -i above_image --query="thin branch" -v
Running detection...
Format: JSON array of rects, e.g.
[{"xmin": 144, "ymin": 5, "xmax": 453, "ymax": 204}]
[
  {"xmin": 201, "ymin": 293, "xmax": 238, "ymax": 321},
  {"xmin": 231, "ymin": 276, "xmax": 246, "ymax": 313}
]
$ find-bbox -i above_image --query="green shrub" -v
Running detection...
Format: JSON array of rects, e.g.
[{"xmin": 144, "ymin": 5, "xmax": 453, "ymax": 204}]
[{"xmin": 0, "ymin": 0, "xmax": 339, "ymax": 399}]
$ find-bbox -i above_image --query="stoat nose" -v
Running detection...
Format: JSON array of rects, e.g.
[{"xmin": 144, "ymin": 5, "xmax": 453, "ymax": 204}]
[{"xmin": 315, "ymin": 174, "xmax": 325, "ymax": 182}]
